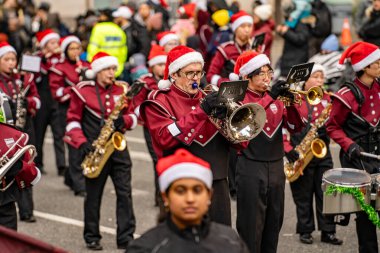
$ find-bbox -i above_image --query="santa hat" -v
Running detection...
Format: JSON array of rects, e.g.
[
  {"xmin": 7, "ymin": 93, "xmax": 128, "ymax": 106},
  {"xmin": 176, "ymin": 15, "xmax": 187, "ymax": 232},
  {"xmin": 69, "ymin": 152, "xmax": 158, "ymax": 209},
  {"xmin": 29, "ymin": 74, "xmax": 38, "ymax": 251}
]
[
  {"xmin": 230, "ymin": 11, "xmax": 253, "ymax": 32},
  {"xmin": 85, "ymin": 52, "xmax": 118, "ymax": 79},
  {"xmin": 36, "ymin": 29, "xmax": 60, "ymax": 48},
  {"xmin": 0, "ymin": 41, "xmax": 16, "ymax": 58},
  {"xmin": 339, "ymin": 41, "xmax": 380, "ymax": 72},
  {"xmin": 254, "ymin": 4, "xmax": 272, "ymax": 21},
  {"xmin": 177, "ymin": 3, "xmax": 196, "ymax": 18},
  {"xmin": 158, "ymin": 45, "xmax": 204, "ymax": 90},
  {"xmin": 311, "ymin": 63, "xmax": 325, "ymax": 76},
  {"xmin": 156, "ymin": 148, "xmax": 212, "ymax": 192},
  {"xmin": 229, "ymin": 50, "xmax": 270, "ymax": 80},
  {"xmin": 60, "ymin": 35, "xmax": 80, "ymax": 53},
  {"xmin": 157, "ymin": 31, "xmax": 179, "ymax": 47},
  {"xmin": 148, "ymin": 45, "xmax": 167, "ymax": 67}
]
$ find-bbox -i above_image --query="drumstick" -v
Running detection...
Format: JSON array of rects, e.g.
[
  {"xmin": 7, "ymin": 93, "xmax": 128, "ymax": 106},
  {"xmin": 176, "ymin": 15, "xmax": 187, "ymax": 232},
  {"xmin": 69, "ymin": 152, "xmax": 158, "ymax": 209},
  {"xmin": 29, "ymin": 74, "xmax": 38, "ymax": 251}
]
[{"xmin": 361, "ymin": 152, "xmax": 380, "ymax": 160}]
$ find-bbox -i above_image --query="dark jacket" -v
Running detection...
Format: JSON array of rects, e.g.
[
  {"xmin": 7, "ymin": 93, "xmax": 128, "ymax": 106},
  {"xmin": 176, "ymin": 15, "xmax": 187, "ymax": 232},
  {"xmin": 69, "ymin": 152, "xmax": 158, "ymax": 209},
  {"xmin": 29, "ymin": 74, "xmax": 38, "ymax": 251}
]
[
  {"xmin": 279, "ymin": 22, "xmax": 310, "ymax": 77},
  {"xmin": 359, "ymin": 10, "xmax": 380, "ymax": 47},
  {"xmin": 131, "ymin": 14, "xmax": 152, "ymax": 58},
  {"xmin": 127, "ymin": 217, "xmax": 249, "ymax": 253}
]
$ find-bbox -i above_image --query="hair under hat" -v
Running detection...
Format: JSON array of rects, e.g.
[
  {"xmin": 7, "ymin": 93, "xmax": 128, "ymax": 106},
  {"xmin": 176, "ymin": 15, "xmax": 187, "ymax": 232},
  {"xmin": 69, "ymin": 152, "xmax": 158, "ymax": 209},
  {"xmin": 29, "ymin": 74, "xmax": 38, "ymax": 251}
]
[{"xmin": 230, "ymin": 50, "xmax": 270, "ymax": 80}]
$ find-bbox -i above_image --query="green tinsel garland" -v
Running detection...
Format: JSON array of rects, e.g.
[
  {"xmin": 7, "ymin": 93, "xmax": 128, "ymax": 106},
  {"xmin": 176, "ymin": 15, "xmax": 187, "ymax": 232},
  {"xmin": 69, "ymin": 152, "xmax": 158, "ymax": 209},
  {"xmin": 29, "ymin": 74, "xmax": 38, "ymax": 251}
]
[{"xmin": 326, "ymin": 185, "xmax": 380, "ymax": 228}]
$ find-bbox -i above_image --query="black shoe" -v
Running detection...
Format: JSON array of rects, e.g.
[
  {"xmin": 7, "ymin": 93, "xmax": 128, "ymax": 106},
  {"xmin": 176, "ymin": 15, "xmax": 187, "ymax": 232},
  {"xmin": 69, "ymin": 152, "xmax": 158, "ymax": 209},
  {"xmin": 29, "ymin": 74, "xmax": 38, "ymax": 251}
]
[
  {"xmin": 75, "ymin": 191, "xmax": 87, "ymax": 197},
  {"xmin": 321, "ymin": 232, "xmax": 343, "ymax": 245},
  {"xmin": 20, "ymin": 215, "xmax": 36, "ymax": 223},
  {"xmin": 300, "ymin": 233, "xmax": 313, "ymax": 244},
  {"xmin": 86, "ymin": 241, "xmax": 103, "ymax": 251},
  {"xmin": 117, "ymin": 243, "xmax": 128, "ymax": 250}
]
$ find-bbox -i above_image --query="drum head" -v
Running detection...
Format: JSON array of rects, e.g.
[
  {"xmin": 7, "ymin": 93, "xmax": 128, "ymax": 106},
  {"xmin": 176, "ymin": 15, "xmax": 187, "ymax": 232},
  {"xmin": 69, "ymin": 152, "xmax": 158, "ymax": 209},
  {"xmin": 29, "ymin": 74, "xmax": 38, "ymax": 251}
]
[{"xmin": 323, "ymin": 168, "xmax": 371, "ymax": 187}]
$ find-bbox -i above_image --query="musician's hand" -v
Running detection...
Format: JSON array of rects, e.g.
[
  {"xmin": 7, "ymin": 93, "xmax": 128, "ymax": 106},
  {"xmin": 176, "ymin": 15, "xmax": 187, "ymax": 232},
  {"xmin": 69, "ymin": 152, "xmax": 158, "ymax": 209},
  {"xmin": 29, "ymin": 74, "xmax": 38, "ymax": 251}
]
[
  {"xmin": 317, "ymin": 127, "xmax": 327, "ymax": 138},
  {"xmin": 113, "ymin": 114, "xmax": 125, "ymax": 132},
  {"xmin": 285, "ymin": 149, "xmax": 299, "ymax": 163},
  {"xmin": 212, "ymin": 106, "xmax": 227, "ymax": 119},
  {"xmin": 269, "ymin": 80, "xmax": 288, "ymax": 100},
  {"xmin": 348, "ymin": 143, "xmax": 363, "ymax": 162},
  {"xmin": 200, "ymin": 91, "xmax": 224, "ymax": 116},
  {"xmin": 80, "ymin": 142, "xmax": 94, "ymax": 156}
]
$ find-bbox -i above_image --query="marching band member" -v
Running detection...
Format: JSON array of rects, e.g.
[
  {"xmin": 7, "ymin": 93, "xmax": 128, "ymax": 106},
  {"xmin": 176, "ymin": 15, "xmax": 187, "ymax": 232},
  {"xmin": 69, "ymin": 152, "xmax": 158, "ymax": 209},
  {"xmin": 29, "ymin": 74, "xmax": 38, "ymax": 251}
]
[
  {"xmin": 156, "ymin": 31, "xmax": 180, "ymax": 53},
  {"xmin": 207, "ymin": 10, "xmax": 253, "ymax": 87},
  {"xmin": 33, "ymin": 29, "xmax": 67, "ymax": 176},
  {"xmin": 65, "ymin": 52, "xmax": 137, "ymax": 250},
  {"xmin": 0, "ymin": 92, "xmax": 41, "ymax": 230},
  {"xmin": 283, "ymin": 64, "xmax": 342, "ymax": 245},
  {"xmin": 230, "ymin": 50, "xmax": 304, "ymax": 253},
  {"xmin": 0, "ymin": 41, "xmax": 40, "ymax": 223},
  {"xmin": 127, "ymin": 149, "xmax": 250, "ymax": 253},
  {"xmin": 140, "ymin": 45, "xmax": 247, "ymax": 226},
  {"xmin": 326, "ymin": 42, "xmax": 380, "ymax": 253},
  {"xmin": 130, "ymin": 44, "xmax": 167, "ymax": 206},
  {"xmin": 49, "ymin": 35, "xmax": 90, "ymax": 196}
]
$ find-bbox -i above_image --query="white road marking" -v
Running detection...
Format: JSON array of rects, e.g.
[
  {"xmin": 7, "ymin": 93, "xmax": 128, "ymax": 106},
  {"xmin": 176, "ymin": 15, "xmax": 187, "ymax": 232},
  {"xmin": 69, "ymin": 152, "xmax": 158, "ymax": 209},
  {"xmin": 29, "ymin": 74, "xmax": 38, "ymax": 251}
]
[{"xmin": 33, "ymin": 210, "xmax": 140, "ymax": 238}]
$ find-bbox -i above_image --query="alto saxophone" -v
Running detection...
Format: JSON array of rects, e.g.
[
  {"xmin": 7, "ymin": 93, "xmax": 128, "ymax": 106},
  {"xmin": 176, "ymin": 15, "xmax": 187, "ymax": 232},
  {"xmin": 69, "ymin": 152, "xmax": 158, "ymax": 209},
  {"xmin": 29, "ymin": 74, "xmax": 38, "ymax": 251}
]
[
  {"xmin": 81, "ymin": 81, "xmax": 129, "ymax": 179},
  {"xmin": 284, "ymin": 102, "xmax": 332, "ymax": 182}
]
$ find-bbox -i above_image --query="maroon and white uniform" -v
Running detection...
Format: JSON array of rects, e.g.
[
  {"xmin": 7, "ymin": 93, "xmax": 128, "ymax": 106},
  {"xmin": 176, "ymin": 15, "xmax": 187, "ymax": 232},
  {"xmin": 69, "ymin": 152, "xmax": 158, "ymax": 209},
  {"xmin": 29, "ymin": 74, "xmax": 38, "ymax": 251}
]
[
  {"xmin": 65, "ymin": 80, "xmax": 137, "ymax": 149},
  {"xmin": 207, "ymin": 41, "xmax": 250, "ymax": 86},
  {"xmin": 49, "ymin": 59, "xmax": 91, "ymax": 103}
]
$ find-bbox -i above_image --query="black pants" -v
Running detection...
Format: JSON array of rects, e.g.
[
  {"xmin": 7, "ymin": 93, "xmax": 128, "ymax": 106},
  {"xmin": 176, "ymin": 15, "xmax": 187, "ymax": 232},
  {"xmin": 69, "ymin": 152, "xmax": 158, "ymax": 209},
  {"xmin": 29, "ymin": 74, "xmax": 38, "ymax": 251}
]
[
  {"xmin": 66, "ymin": 145, "xmax": 85, "ymax": 193},
  {"xmin": 236, "ymin": 157, "xmax": 285, "ymax": 253},
  {"xmin": 209, "ymin": 179, "xmax": 231, "ymax": 226},
  {"xmin": 228, "ymin": 147, "xmax": 238, "ymax": 197},
  {"xmin": 84, "ymin": 149, "xmax": 135, "ymax": 246},
  {"xmin": 34, "ymin": 86, "xmax": 66, "ymax": 172},
  {"xmin": 0, "ymin": 201, "xmax": 17, "ymax": 230},
  {"xmin": 289, "ymin": 159, "xmax": 335, "ymax": 234},
  {"xmin": 340, "ymin": 152, "xmax": 380, "ymax": 253},
  {"xmin": 143, "ymin": 127, "xmax": 159, "ymax": 203}
]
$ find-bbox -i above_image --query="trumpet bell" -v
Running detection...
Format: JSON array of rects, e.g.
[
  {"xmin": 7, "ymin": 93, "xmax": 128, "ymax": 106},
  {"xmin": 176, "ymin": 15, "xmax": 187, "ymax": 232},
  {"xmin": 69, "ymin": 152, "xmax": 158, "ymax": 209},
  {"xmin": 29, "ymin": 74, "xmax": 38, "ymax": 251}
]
[
  {"xmin": 228, "ymin": 103, "xmax": 266, "ymax": 142},
  {"xmin": 306, "ymin": 86, "xmax": 324, "ymax": 105}
]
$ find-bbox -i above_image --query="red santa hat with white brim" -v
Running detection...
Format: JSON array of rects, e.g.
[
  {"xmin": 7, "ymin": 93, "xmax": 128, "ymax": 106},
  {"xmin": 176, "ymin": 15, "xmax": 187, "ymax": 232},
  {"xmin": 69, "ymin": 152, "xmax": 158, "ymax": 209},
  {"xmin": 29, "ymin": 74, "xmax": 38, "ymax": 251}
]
[
  {"xmin": 85, "ymin": 52, "xmax": 118, "ymax": 79},
  {"xmin": 60, "ymin": 35, "xmax": 81, "ymax": 53},
  {"xmin": 339, "ymin": 41, "xmax": 380, "ymax": 72},
  {"xmin": 229, "ymin": 50, "xmax": 270, "ymax": 81},
  {"xmin": 148, "ymin": 45, "xmax": 167, "ymax": 67},
  {"xmin": 156, "ymin": 148, "xmax": 213, "ymax": 192},
  {"xmin": 36, "ymin": 29, "xmax": 60, "ymax": 48},
  {"xmin": 231, "ymin": 11, "xmax": 253, "ymax": 32},
  {"xmin": 0, "ymin": 42, "xmax": 16, "ymax": 58},
  {"xmin": 157, "ymin": 31, "xmax": 179, "ymax": 47},
  {"xmin": 158, "ymin": 45, "xmax": 204, "ymax": 90}
]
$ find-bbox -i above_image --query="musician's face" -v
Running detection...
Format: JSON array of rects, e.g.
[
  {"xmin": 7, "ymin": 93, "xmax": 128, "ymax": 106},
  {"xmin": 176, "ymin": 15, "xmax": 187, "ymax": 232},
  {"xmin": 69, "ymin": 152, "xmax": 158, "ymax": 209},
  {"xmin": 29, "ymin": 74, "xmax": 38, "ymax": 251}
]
[
  {"xmin": 66, "ymin": 42, "xmax": 82, "ymax": 62},
  {"xmin": 97, "ymin": 66, "xmax": 117, "ymax": 87},
  {"xmin": 246, "ymin": 65, "xmax": 273, "ymax": 93},
  {"xmin": 0, "ymin": 52, "xmax": 17, "ymax": 74},
  {"xmin": 44, "ymin": 38, "xmax": 60, "ymax": 54},
  {"xmin": 364, "ymin": 59, "xmax": 380, "ymax": 79},
  {"xmin": 171, "ymin": 62, "xmax": 203, "ymax": 95},
  {"xmin": 164, "ymin": 40, "xmax": 180, "ymax": 53},
  {"xmin": 152, "ymin": 63, "xmax": 165, "ymax": 79},
  {"xmin": 235, "ymin": 23, "xmax": 253, "ymax": 43},
  {"xmin": 305, "ymin": 71, "xmax": 324, "ymax": 91}
]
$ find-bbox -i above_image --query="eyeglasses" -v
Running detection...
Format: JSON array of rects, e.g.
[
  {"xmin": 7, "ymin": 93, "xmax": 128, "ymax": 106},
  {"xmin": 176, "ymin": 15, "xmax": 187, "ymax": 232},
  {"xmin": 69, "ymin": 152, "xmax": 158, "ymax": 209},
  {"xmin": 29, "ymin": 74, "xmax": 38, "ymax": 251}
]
[
  {"xmin": 257, "ymin": 70, "xmax": 274, "ymax": 79},
  {"xmin": 180, "ymin": 70, "xmax": 205, "ymax": 80}
]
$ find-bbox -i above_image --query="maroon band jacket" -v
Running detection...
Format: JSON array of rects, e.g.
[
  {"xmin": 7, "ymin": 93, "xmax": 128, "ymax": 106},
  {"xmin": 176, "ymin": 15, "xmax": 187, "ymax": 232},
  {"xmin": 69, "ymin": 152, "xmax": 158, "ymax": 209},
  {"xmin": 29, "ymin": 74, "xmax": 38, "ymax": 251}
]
[{"xmin": 64, "ymin": 80, "xmax": 138, "ymax": 149}]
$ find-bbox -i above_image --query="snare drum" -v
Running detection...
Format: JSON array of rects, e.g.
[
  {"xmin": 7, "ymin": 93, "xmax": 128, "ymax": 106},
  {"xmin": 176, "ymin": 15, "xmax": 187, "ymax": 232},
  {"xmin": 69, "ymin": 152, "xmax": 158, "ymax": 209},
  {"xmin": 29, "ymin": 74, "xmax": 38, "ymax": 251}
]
[
  {"xmin": 322, "ymin": 168, "xmax": 371, "ymax": 214},
  {"xmin": 374, "ymin": 174, "xmax": 380, "ymax": 210}
]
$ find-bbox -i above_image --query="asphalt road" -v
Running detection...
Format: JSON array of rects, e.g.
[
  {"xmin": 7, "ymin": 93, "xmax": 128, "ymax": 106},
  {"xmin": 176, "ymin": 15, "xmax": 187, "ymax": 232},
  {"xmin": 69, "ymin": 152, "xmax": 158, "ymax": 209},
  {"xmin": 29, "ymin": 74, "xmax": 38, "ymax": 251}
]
[{"xmin": 16, "ymin": 126, "xmax": 380, "ymax": 253}]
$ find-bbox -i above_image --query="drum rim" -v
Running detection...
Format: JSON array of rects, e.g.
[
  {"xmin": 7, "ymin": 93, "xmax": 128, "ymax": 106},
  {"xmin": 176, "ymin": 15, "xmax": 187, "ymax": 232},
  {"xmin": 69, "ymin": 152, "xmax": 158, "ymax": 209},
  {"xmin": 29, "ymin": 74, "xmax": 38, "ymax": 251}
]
[{"xmin": 323, "ymin": 168, "xmax": 371, "ymax": 188}]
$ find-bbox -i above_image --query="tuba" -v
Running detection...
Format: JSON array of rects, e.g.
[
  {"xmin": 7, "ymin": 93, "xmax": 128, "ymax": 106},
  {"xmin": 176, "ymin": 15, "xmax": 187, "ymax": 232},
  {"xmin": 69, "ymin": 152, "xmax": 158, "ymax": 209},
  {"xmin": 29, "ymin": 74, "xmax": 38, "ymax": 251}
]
[
  {"xmin": 0, "ymin": 133, "xmax": 37, "ymax": 191},
  {"xmin": 284, "ymin": 102, "xmax": 331, "ymax": 182},
  {"xmin": 81, "ymin": 81, "xmax": 143, "ymax": 178},
  {"xmin": 197, "ymin": 84, "xmax": 266, "ymax": 144}
]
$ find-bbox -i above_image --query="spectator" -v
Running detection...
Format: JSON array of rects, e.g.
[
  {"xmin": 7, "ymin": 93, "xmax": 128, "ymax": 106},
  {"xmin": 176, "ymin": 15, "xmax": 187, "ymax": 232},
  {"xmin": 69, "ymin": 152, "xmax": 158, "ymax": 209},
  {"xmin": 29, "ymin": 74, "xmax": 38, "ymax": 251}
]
[
  {"xmin": 284, "ymin": 0, "xmax": 312, "ymax": 29},
  {"xmin": 131, "ymin": 3, "xmax": 153, "ymax": 58},
  {"xmin": 206, "ymin": 9, "xmax": 232, "ymax": 57},
  {"xmin": 146, "ymin": 0, "xmax": 170, "ymax": 30},
  {"xmin": 252, "ymin": 4, "xmax": 275, "ymax": 59},
  {"xmin": 112, "ymin": 6, "xmax": 136, "ymax": 59},
  {"xmin": 359, "ymin": 0, "xmax": 380, "ymax": 47},
  {"xmin": 355, "ymin": 0, "xmax": 372, "ymax": 29}
]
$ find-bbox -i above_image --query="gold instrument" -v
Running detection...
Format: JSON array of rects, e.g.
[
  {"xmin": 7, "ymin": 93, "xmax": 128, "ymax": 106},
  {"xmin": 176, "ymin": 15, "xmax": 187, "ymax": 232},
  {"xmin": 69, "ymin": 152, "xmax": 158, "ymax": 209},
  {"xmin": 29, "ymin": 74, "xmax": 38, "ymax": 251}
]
[
  {"xmin": 284, "ymin": 102, "xmax": 332, "ymax": 182},
  {"xmin": 198, "ymin": 84, "xmax": 266, "ymax": 144},
  {"xmin": 278, "ymin": 86, "xmax": 324, "ymax": 107},
  {"xmin": 0, "ymin": 133, "xmax": 37, "ymax": 191},
  {"xmin": 81, "ymin": 81, "xmax": 144, "ymax": 178}
]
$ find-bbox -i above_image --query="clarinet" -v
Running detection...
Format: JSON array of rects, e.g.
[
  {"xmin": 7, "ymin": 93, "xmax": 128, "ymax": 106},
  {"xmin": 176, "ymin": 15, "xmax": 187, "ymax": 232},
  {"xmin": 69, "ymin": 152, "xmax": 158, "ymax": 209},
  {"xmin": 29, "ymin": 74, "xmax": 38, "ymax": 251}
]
[{"xmin": 12, "ymin": 69, "xmax": 29, "ymax": 129}]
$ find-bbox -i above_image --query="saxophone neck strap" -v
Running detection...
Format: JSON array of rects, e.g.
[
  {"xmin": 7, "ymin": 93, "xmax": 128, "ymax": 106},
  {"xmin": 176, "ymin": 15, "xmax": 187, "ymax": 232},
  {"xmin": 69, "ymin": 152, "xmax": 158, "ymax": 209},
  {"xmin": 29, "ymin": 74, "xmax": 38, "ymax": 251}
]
[{"xmin": 95, "ymin": 83, "xmax": 112, "ymax": 127}]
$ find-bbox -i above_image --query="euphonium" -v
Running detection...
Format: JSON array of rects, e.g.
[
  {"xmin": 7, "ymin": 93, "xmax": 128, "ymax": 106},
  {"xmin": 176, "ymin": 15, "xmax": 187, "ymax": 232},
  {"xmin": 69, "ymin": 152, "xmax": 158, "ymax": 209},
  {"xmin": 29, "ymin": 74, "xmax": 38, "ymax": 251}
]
[
  {"xmin": 197, "ymin": 84, "xmax": 266, "ymax": 144},
  {"xmin": 81, "ymin": 81, "xmax": 129, "ymax": 179},
  {"xmin": 284, "ymin": 102, "xmax": 331, "ymax": 182},
  {"xmin": 0, "ymin": 133, "xmax": 37, "ymax": 191}
]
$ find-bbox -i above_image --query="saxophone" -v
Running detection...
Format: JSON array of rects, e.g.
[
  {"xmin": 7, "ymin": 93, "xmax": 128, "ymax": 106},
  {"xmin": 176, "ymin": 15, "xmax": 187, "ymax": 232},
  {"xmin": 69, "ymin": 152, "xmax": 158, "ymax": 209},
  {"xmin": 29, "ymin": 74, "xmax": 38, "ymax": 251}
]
[
  {"xmin": 284, "ymin": 102, "xmax": 332, "ymax": 182},
  {"xmin": 81, "ymin": 81, "xmax": 129, "ymax": 179}
]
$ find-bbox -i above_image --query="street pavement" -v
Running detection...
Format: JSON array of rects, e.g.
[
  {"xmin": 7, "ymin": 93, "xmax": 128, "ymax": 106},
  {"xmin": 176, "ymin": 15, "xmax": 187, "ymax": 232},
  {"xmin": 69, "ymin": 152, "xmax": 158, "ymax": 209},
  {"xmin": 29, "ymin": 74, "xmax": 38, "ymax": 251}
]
[{"xmin": 16, "ymin": 126, "xmax": 380, "ymax": 253}]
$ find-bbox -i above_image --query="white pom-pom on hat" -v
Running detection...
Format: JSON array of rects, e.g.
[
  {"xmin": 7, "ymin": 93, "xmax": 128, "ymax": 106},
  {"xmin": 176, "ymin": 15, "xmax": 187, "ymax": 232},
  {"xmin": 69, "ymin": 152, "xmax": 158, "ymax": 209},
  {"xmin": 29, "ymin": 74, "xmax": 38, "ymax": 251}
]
[{"xmin": 229, "ymin": 73, "xmax": 240, "ymax": 81}]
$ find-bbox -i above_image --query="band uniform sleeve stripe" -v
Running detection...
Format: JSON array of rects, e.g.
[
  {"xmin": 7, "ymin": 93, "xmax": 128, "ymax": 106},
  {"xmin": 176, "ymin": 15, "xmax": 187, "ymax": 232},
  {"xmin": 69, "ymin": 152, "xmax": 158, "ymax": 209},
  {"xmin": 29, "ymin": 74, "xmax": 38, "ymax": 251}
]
[{"xmin": 168, "ymin": 122, "xmax": 181, "ymax": 136}]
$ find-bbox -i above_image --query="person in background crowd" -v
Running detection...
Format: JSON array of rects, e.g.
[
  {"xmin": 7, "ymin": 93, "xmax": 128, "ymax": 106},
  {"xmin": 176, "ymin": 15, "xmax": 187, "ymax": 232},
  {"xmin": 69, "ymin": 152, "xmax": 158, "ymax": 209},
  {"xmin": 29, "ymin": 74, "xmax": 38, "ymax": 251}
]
[
  {"xmin": 230, "ymin": 50, "xmax": 304, "ymax": 253},
  {"xmin": 359, "ymin": 0, "xmax": 380, "ymax": 47},
  {"xmin": 284, "ymin": 0, "xmax": 312, "ymax": 29},
  {"xmin": 355, "ymin": 0, "xmax": 372, "ymax": 30},
  {"xmin": 33, "ymin": 29, "xmax": 67, "ymax": 177},
  {"xmin": 112, "ymin": 6, "xmax": 136, "ymax": 61},
  {"xmin": 156, "ymin": 31, "xmax": 180, "ymax": 53},
  {"xmin": 252, "ymin": 4, "xmax": 274, "ymax": 59},
  {"xmin": 31, "ymin": 1, "xmax": 69, "ymax": 36},
  {"xmin": 0, "ymin": 41, "xmax": 40, "ymax": 223},
  {"xmin": 172, "ymin": 3, "xmax": 196, "ymax": 46},
  {"xmin": 206, "ymin": 9, "xmax": 232, "ymax": 58},
  {"xmin": 127, "ymin": 149, "xmax": 250, "ymax": 253},
  {"xmin": 326, "ymin": 41, "xmax": 380, "ymax": 253},
  {"xmin": 283, "ymin": 64, "xmax": 343, "ymax": 246},
  {"xmin": 49, "ymin": 35, "xmax": 90, "ymax": 197},
  {"xmin": 87, "ymin": 9, "xmax": 127, "ymax": 78},
  {"xmin": 65, "ymin": 52, "xmax": 137, "ymax": 251},
  {"xmin": 131, "ymin": 3, "xmax": 153, "ymax": 58},
  {"xmin": 146, "ymin": 0, "xmax": 170, "ymax": 30}
]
